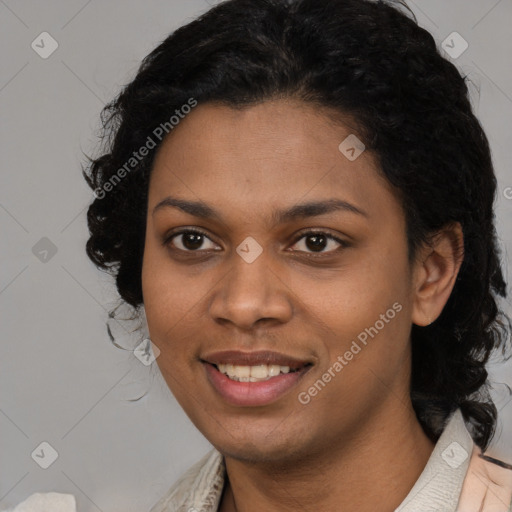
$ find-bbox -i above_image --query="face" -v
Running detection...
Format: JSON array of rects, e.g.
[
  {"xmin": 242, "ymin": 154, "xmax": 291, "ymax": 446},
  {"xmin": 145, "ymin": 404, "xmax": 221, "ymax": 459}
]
[{"xmin": 142, "ymin": 98, "xmax": 418, "ymax": 464}]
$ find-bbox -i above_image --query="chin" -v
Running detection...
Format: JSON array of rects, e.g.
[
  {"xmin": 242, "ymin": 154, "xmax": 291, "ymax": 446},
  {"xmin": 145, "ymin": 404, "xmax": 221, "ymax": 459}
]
[
  {"xmin": 205, "ymin": 417, "xmax": 317, "ymax": 465},
  {"xmin": 218, "ymin": 439, "xmax": 305, "ymax": 465}
]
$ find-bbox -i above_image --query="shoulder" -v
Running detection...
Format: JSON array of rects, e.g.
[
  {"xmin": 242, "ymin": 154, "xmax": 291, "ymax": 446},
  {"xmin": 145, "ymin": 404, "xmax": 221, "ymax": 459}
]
[{"xmin": 397, "ymin": 409, "xmax": 512, "ymax": 511}]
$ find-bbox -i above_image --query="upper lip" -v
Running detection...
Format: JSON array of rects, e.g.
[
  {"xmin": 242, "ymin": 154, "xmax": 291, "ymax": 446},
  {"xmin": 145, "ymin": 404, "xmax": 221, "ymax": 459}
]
[{"xmin": 201, "ymin": 350, "xmax": 312, "ymax": 369}]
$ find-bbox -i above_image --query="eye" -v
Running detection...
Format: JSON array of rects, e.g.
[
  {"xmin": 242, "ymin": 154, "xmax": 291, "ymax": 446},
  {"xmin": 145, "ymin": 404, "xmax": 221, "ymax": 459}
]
[
  {"xmin": 164, "ymin": 228, "xmax": 220, "ymax": 252},
  {"xmin": 163, "ymin": 228, "xmax": 348, "ymax": 255},
  {"xmin": 289, "ymin": 230, "xmax": 346, "ymax": 254}
]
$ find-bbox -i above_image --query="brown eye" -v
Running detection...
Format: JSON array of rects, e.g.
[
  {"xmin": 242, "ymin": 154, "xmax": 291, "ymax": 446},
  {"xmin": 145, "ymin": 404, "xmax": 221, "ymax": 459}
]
[
  {"xmin": 165, "ymin": 229, "xmax": 219, "ymax": 252},
  {"xmin": 290, "ymin": 231, "xmax": 346, "ymax": 254}
]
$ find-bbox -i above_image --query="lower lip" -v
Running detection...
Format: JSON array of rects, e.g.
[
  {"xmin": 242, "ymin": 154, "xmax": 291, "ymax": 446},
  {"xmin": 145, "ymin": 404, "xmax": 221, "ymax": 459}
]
[{"xmin": 203, "ymin": 363, "xmax": 310, "ymax": 407}]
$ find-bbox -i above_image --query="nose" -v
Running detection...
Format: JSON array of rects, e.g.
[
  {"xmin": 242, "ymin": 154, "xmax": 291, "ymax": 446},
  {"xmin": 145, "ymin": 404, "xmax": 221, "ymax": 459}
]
[{"xmin": 208, "ymin": 248, "xmax": 294, "ymax": 331}]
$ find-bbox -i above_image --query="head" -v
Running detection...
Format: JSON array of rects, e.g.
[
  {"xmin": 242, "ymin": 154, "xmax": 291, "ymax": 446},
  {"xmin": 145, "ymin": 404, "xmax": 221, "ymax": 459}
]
[{"xmin": 84, "ymin": 0, "xmax": 510, "ymax": 454}]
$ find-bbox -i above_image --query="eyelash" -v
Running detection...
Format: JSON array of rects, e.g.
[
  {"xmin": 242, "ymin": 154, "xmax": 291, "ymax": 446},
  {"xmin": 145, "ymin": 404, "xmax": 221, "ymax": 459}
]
[{"xmin": 162, "ymin": 228, "xmax": 348, "ymax": 256}]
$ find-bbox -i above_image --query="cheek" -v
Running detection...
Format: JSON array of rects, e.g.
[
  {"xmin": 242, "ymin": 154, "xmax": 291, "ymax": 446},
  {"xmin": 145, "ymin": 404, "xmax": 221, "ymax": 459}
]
[
  {"xmin": 299, "ymin": 246, "xmax": 411, "ymax": 363},
  {"xmin": 142, "ymin": 263, "xmax": 202, "ymax": 402},
  {"xmin": 308, "ymin": 256, "xmax": 407, "ymax": 322},
  {"xmin": 141, "ymin": 239, "xmax": 200, "ymax": 358}
]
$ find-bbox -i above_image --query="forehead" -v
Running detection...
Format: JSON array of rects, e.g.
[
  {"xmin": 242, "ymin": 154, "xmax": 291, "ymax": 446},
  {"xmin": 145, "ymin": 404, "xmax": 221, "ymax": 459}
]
[{"xmin": 149, "ymin": 99, "xmax": 400, "ymax": 224}]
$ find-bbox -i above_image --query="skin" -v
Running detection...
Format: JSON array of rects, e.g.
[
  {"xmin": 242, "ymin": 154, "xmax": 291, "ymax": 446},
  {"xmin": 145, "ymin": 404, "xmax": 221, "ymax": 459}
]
[
  {"xmin": 141, "ymin": 98, "xmax": 464, "ymax": 511},
  {"xmin": 457, "ymin": 446, "xmax": 512, "ymax": 511}
]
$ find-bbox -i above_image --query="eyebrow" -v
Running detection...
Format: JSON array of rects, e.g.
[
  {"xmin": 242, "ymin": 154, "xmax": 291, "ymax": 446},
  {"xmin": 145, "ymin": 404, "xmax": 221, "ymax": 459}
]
[{"xmin": 152, "ymin": 196, "xmax": 368, "ymax": 223}]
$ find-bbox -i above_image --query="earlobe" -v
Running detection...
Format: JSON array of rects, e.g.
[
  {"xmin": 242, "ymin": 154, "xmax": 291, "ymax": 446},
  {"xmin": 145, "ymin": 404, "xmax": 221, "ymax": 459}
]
[{"xmin": 411, "ymin": 222, "xmax": 464, "ymax": 327}]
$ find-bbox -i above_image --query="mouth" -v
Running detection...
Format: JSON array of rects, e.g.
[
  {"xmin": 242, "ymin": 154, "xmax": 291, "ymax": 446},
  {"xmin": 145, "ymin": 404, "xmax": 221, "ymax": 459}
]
[
  {"xmin": 200, "ymin": 350, "xmax": 313, "ymax": 406},
  {"xmin": 213, "ymin": 362, "xmax": 304, "ymax": 382}
]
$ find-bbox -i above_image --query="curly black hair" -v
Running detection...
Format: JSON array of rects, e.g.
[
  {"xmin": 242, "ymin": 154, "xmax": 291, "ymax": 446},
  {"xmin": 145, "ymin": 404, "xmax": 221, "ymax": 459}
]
[{"xmin": 83, "ymin": 0, "xmax": 511, "ymax": 449}]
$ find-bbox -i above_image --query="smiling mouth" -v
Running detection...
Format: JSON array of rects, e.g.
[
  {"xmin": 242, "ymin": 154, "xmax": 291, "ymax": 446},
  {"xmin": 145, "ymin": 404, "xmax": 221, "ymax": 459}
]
[
  {"xmin": 201, "ymin": 351, "xmax": 313, "ymax": 406},
  {"xmin": 211, "ymin": 363, "xmax": 309, "ymax": 382},
  {"xmin": 201, "ymin": 349, "xmax": 313, "ymax": 383}
]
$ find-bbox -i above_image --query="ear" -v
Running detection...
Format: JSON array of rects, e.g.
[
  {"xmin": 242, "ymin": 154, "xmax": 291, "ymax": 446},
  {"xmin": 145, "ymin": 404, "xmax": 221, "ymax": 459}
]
[{"xmin": 411, "ymin": 222, "xmax": 464, "ymax": 327}]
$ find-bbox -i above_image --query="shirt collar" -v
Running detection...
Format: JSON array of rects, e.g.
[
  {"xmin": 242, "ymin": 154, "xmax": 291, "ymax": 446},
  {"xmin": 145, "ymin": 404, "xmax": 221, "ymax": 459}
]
[{"xmin": 397, "ymin": 408, "xmax": 474, "ymax": 511}]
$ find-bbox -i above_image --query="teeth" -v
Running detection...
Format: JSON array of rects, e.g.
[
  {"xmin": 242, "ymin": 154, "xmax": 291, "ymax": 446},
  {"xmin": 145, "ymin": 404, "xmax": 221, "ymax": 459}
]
[
  {"xmin": 235, "ymin": 365, "xmax": 251, "ymax": 378},
  {"xmin": 251, "ymin": 365, "xmax": 271, "ymax": 378},
  {"xmin": 216, "ymin": 363, "xmax": 294, "ymax": 381},
  {"xmin": 268, "ymin": 365, "xmax": 281, "ymax": 377}
]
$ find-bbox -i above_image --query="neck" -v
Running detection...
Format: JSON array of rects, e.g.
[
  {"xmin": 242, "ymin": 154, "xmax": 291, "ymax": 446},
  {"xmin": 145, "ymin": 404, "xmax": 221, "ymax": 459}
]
[{"xmin": 220, "ymin": 402, "xmax": 435, "ymax": 512}]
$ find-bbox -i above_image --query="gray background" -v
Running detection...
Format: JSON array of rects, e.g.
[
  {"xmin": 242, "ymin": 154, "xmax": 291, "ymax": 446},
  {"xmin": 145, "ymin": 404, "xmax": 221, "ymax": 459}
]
[{"xmin": 1, "ymin": 1, "xmax": 511, "ymax": 511}]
